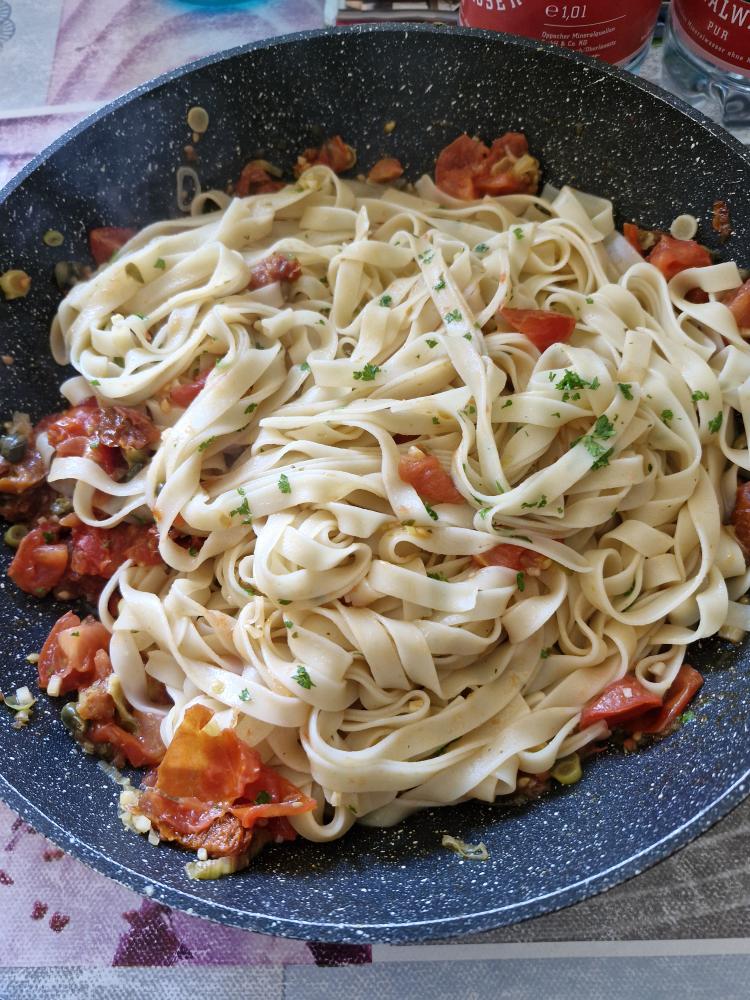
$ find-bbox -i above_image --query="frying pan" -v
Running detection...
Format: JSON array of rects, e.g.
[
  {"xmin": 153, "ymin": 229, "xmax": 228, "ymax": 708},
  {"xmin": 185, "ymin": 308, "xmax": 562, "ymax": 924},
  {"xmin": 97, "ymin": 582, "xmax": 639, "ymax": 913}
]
[{"xmin": 1, "ymin": 25, "xmax": 749, "ymax": 944}]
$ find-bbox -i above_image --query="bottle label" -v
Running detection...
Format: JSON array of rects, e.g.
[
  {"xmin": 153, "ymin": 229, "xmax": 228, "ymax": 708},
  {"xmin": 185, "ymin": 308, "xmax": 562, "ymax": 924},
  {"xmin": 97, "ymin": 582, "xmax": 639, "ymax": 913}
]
[
  {"xmin": 672, "ymin": 0, "xmax": 750, "ymax": 76},
  {"xmin": 460, "ymin": 1, "xmax": 661, "ymax": 65}
]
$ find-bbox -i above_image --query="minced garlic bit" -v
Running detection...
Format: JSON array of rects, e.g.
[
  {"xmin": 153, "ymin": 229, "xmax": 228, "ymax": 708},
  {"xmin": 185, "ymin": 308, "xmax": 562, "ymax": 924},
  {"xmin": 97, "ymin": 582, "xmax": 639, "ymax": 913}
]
[
  {"xmin": 441, "ymin": 834, "xmax": 489, "ymax": 861},
  {"xmin": 26, "ymin": 653, "xmax": 39, "ymax": 664},
  {"xmin": 384, "ymin": 120, "xmax": 396, "ymax": 134},
  {"xmin": 197, "ymin": 847, "xmax": 208, "ymax": 861},
  {"xmin": 0, "ymin": 269, "xmax": 31, "ymax": 300},
  {"xmin": 1, "ymin": 355, "xmax": 13, "ymax": 366}
]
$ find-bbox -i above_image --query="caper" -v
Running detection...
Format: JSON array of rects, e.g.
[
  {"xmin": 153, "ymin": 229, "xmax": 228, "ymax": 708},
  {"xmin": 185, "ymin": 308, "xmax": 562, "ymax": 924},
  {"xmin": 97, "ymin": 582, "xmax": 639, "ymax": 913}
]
[
  {"xmin": 3, "ymin": 524, "xmax": 28, "ymax": 548},
  {"xmin": 124, "ymin": 447, "xmax": 148, "ymax": 466},
  {"xmin": 60, "ymin": 701, "xmax": 86, "ymax": 737},
  {"xmin": 0, "ymin": 433, "xmax": 27, "ymax": 463},
  {"xmin": 123, "ymin": 461, "xmax": 145, "ymax": 481},
  {"xmin": 50, "ymin": 496, "xmax": 73, "ymax": 517}
]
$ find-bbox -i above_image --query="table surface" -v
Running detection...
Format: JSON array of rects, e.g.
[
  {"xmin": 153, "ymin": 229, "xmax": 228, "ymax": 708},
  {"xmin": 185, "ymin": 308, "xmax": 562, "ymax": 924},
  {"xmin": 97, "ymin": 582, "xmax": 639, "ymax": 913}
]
[{"xmin": 1, "ymin": 3, "xmax": 749, "ymax": 996}]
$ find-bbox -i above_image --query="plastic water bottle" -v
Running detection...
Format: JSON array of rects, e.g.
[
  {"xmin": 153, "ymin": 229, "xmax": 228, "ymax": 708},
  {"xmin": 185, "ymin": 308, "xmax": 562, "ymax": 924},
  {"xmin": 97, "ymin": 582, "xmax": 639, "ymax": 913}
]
[
  {"xmin": 663, "ymin": 1, "xmax": 750, "ymax": 125},
  {"xmin": 460, "ymin": 1, "xmax": 662, "ymax": 71}
]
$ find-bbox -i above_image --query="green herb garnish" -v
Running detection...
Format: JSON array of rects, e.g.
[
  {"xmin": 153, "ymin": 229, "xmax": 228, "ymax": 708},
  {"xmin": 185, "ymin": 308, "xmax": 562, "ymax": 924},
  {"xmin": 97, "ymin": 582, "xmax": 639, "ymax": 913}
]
[
  {"xmin": 293, "ymin": 665, "xmax": 315, "ymax": 689},
  {"xmin": 353, "ymin": 363, "xmax": 381, "ymax": 382},
  {"xmin": 278, "ymin": 473, "xmax": 291, "ymax": 494}
]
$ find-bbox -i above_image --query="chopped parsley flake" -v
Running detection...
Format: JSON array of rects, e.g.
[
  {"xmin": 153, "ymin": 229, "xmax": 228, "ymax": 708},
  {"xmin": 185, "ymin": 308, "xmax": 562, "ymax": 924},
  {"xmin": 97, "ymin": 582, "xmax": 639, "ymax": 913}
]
[
  {"xmin": 353, "ymin": 362, "xmax": 381, "ymax": 381},
  {"xmin": 516, "ymin": 571, "xmax": 525, "ymax": 592},
  {"xmin": 188, "ymin": 546, "xmax": 198, "ymax": 557},
  {"xmin": 660, "ymin": 409, "xmax": 674, "ymax": 426},
  {"xmin": 692, "ymin": 390, "xmax": 709, "ymax": 402},
  {"xmin": 552, "ymin": 411, "xmax": 561, "ymax": 418},
  {"xmin": 444, "ymin": 309, "xmax": 462, "ymax": 325},
  {"xmin": 239, "ymin": 688, "xmax": 251, "ymax": 702},
  {"xmin": 283, "ymin": 620, "xmax": 293, "ymax": 629},
  {"xmin": 585, "ymin": 296, "xmax": 594, "ymax": 304},
  {"xmin": 432, "ymin": 416, "xmax": 440, "ymax": 425},
  {"xmin": 42, "ymin": 531, "xmax": 54, "ymax": 543},
  {"xmin": 198, "ymin": 437, "xmax": 215, "ymax": 452},
  {"xmin": 479, "ymin": 507, "xmax": 491, "ymax": 519},
  {"xmin": 278, "ymin": 473, "xmax": 291, "ymax": 494},
  {"xmin": 708, "ymin": 412, "xmax": 723, "ymax": 434},
  {"xmin": 434, "ymin": 275, "xmax": 446, "ymax": 291},
  {"xmin": 427, "ymin": 571, "xmax": 447, "ymax": 581},
  {"xmin": 621, "ymin": 583, "xmax": 635, "ymax": 599},
  {"xmin": 463, "ymin": 333, "xmax": 472, "ymax": 341},
  {"xmin": 679, "ymin": 710, "xmax": 696, "ymax": 725},
  {"xmin": 293, "ymin": 665, "xmax": 315, "ymax": 689},
  {"xmin": 424, "ymin": 502, "xmax": 438, "ymax": 521},
  {"xmin": 581, "ymin": 434, "xmax": 613, "ymax": 469},
  {"xmin": 521, "ymin": 495, "xmax": 547, "ymax": 509},
  {"xmin": 279, "ymin": 599, "xmax": 292, "ymax": 605},
  {"xmin": 348, "ymin": 804, "xmax": 358, "ymax": 815},
  {"xmin": 418, "ymin": 250, "xmax": 435, "ymax": 264},
  {"xmin": 113, "ymin": 356, "xmax": 125, "ymax": 367},
  {"xmin": 618, "ymin": 383, "xmax": 634, "ymax": 400},
  {"xmin": 230, "ymin": 496, "xmax": 252, "ymax": 523},
  {"xmin": 379, "ymin": 294, "xmax": 393, "ymax": 307},
  {"xmin": 540, "ymin": 648, "xmax": 551, "ymax": 659},
  {"xmin": 513, "ymin": 227, "xmax": 524, "ymax": 240},
  {"xmin": 592, "ymin": 415, "xmax": 615, "ymax": 440},
  {"xmin": 426, "ymin": 338, "xmax": 438, "ymax": 348},
  {"xmin": 154, "ymin": 258, "xmax": 166, "ymax": 270},
  {"xmin": 589, "ymin": 377, "xmax": 600, "ymax": 391},
  {"xmin": 300, "ymin": 361, "xmax": 311, "ymax": 372},
  {"xmin": 556, "ymin": 370, "xmax": 589, "ymax": 392},
  {"xmin": 502, "ymin": 399, "xmax": 513, "ymax": 409},
  {"xmin": 462, "ymin": 404, "xmax": 476, "ymax": 416},
  {"xmin": 89, "ymin": 379, "xmax": 100, "ymax": 387},
  {"xmin": 255, "ymin": 790, "xmax": 271, "ymax": 804},
  {"xmin": 244, "ymin": 402, "xmax": 257, "ymax": 414}
]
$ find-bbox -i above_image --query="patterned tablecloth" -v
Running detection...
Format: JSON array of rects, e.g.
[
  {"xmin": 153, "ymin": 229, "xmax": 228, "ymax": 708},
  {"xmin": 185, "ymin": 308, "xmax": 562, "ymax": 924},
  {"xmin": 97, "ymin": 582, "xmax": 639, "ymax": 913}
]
[{"xmin": 3, "ymin": 4, "xmax": 750, "ymax": 998}]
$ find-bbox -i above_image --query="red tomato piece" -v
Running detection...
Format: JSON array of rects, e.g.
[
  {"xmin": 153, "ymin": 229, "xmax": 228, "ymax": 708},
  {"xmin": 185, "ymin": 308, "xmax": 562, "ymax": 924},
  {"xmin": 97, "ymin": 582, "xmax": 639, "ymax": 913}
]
[
  {"xmin": 435, "ymin": 132, "xmax": 539, "ymax": 201},
  {"xmin": 499, "ymin": 306, "xmax": 576, "ymax": 351},
  {"xmin": 44, "ymin": 398, "xmax": 99, "ymax": 446},
  {"xmin": 622, "ymin": 664, "xmax": 703, "ymax": 735},
  {"xmin": 88, "ymin": 227, "xmax": 137, "ymax": 266},
  {"xmin": 367, "ymin": 157, "xmax": 404, "ymax": 184},
  {"xmin": 235, "ymin": 161, "xmax": 284, "ymax": 197},
  {"xmin": 170, "ymin": 368, "xmax": 211, "ymax": 408},
  {"xmin": 95, "ymin": 406, "xmax": 159, "ymax": 451},
  {"xmin": 435, "ymin": 134, "xmax": 488, "ymax": 201},
  {"xmin": 0, "ymin": 448, "xmax": 46, "ymax": 495},
  {"xmin": 398, "ymin": 450, "xmax": 464, "ymax": 504},
  {"xmin": 248, "ymin": 252, "xmax": 302, "ymax": 290},
  {"xmin": 647, "ymin": 235, "xmax": 712, "ymax": 282},
  {"xmin": 723, "ymin": 279, "xmax": 750, "ymax": 328},
  {"xmin": 731, "ymin": 481, "xmax": 750, "ymax": 555},
  {"xmin": 296, "ymin": 135, "xmax": 355, "ymax": 176},
  {"xmin": 579, "ymin": 675, "xmax": 663, "ymax": 731},
  {"xmin": 8, "ymin": 526, "xmax": 69, "ymax": 596},
  {"xmin": 69, "ymin": 523, "xmax": 161, "ymax": 578},
  {"xmin": 135, "ymin": 705, "xmax": 315, "ymax": 855},
  {"xmin": 89, "ymin": 711, "xmax": 165, "ymax": 768},
  {"xmin": 37, "ymin": 611, "xmax": 111, "ymax": 694},
  {"xmin": 623, "ymin": 223, "xmax": 643, "ymax": 256},
  {"xmin": 472, "ymin": 543, "xmax": 550, "ymax": 575}
]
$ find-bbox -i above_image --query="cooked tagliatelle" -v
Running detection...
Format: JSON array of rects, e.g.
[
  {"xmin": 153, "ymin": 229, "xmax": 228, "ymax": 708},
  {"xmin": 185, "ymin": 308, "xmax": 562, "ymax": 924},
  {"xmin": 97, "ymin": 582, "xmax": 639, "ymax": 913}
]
[{"xmin": 10, "ymin": 136, "xmax": 750, "ymax": 864}]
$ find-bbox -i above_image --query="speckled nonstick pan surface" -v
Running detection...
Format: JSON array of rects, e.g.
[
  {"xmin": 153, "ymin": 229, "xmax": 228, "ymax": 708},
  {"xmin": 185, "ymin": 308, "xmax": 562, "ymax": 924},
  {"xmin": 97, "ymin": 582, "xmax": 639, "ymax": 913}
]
[{"xmin": 0, "ymin": 25, "xmax": 749, "ymax": 944}]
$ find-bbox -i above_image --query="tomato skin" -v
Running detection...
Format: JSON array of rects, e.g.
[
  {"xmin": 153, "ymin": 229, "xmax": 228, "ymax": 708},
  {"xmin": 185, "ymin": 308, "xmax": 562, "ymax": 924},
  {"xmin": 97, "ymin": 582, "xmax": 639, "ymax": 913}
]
[
  {"xmin": 296, "ymin": 135, "xmax": 355, "ymax": 176},
  {"xmin": 170, "ymin": 368, "xmax": 211, "ymax": 407},
  {"xmin": 731, "ymin": 481, "xmax": 750, "ymax": 555},
  {"xmin": 579, "ymin": 675, "xmax": 663, "ymax": 730},
  {"xmin": 0, "ymin": 448, "xmax": 46, "ymax": 495},
  {"xmin": 135, "ymin": 705, "xmax": 315, "ymax": 856},
  {"xmin": 235, "ymin": 162, "xmax": 284, "ymax": 197},
  {"xmin": 472, "ymin": 543, "xmax": 549, "ymax": 574},
  {"xmin": 398, "ymin": 451, "xmax": 464, "ymax": 504},
  {"xmin": 89, "ymin": 711, "xmax": 165, "ymax": 768},
  {"xmin": 37, "ymin": 611, "xmax": 111, "ymax": 694},
  {"xmin": 8, "ymin": 526, "xmax": 69, "ymax": 596},
  {"xmin": 623, "ymin": 223, "xmax": 643, "ymax": 255},
  {"xmin": 367, "ymin": 157, "xmax": 404, "ymax": 184},
  {"xmin": 88, "ymin": 227, "xmax": 137, "ymax": 266},
  {"xmin": 622, "ymin": 665, "xmax": 703, "ymax": 735},
  {"xmin": 724, "ymin": 279, "xmax": 750, "ymax": 328},
  {"xmin": 647, "ymin": 235, "xmax": 712, "ymax": 281},
  {"xmin": 435, "ymin": 132, "xmax": 539, "ymax": 201},
  {"xmin": 499, "ymin": 306, "xmax": 576, "ymax": 351},
  {"xmin": 248, "ymin": 252, "xmax": 302, "ymax": 290},
  {"xmin": 46, "ymin": 399, "xmax": 158, "ymax": 454}
]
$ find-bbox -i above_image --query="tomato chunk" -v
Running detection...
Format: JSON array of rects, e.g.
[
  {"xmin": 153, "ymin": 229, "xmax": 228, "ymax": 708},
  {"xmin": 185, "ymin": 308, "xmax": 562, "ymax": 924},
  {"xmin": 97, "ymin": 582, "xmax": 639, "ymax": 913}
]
[
  {"xmin": 37, "ymin": 611, "xmax": 111, "ymax": 694},
  {"xmin": 622, "ymin": 665, "xmax": 703, "ymax": 735},
  {"xmin": 46, "ymin": 398, "xmax": 158, "ymax": 454},
  {"xmin": 69, "ymin": 523, "xmax": 161, "ymax": 578},
  {"xmin": 472, "ymin": 543, "xmax": 550, "ymax": 575},
  {"xmin": 499, "ymin": 306, "xmax": 576, "ymax": 351},
  {"xmin": 170, "ymin": 368, "xmax": 211, "ymax": 407},
  {"xmin": 647, "ymin": 235, "xmax": 712, "ymax": 282},
  {"xmin": 89, "ymin": 711, "xmax": 165, "ymax": 768},
  {"xmin": 367, "ymin": 157, "xmax": 404, "ymax": 184},
  {"xmin": 248, "ymin": 252, "xmax": 302, "ymax": 290},
  {"xmin": 398, "ymin": 450, "xmax": 463, "ymax": 504},
  {"xmin": 89, "ymin": 227, "xmax": 137, "ymax": 266},
  {"xmin": 8, "ymin": 526, "xmax": 69, "ymax": 596},
  {"xmin": 723, "ymin": 279, "xmax": 750, "ymax": 328},
  {"xmin": 235, "ymin": 161, "xmax": 284, "ymax": 197},
  {"xmin": 0, "ymin": 448, "xmax": 46, "ymax": 495},
  {"xmin": 135, "ymin": 705, "xmax": 316, "ymax": 856},
  {"xmin": 623, "ymin": 223, "xmax": 643, "ymax": 256},
  {"xmin": 579, "ymin": 675, "xmax": 662, "ymax": 731},
  {"xmin": 435, "ymin": 132, "xmax": 539, "ymax": 201},
  {"xmin": 731, "ymin": 480, "xmax": 750, "ymax": 555},
  {"xmin": 295, "ymin": 135, "xmax": 356, "ymax": 177}
]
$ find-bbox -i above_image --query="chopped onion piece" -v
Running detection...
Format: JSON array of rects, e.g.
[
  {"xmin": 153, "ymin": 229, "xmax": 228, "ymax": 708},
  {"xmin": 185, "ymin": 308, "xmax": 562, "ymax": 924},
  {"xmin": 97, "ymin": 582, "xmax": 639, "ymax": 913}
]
[
  {"xmin": 441, "ymin": 834, "xmax": 489, "ymax": 861},
  {"xmin": 177, "ymin": 166, "xmax": 201, "ymax": 213},
  {"xmin": 670, "ymin": 214, "xmax": 699, "ymax": 241},
  {"xmin": 185, "ymin": 852, "xmax": 252, "ymax": 881}
]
